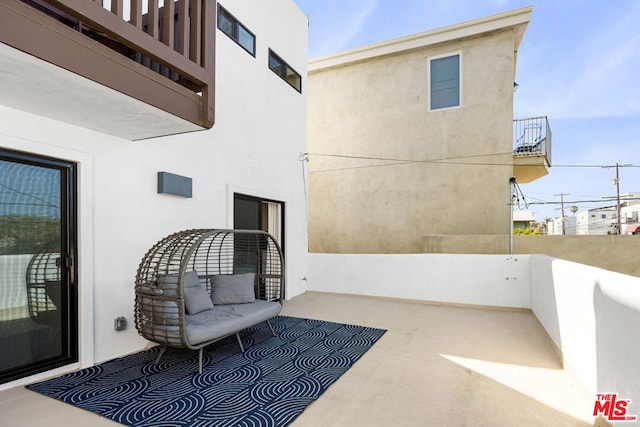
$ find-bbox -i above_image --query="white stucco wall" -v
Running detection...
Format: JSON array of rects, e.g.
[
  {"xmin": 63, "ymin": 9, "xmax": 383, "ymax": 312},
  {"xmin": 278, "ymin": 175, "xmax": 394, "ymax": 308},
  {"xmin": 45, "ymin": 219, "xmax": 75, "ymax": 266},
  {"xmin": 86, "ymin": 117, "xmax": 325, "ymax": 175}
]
[
  {"xmin": 308, "ymin": 253, "xmax": 531, "ymax": 308},
  {"xmin": 306, "ymin": 22, "xmax": 523, "ymax": 253},
  {"xmin": 530, "ymin": 255, "xmax": 640, "ymax": 407},
  {"xmin": 0, "ymin": 0, "xmax": 308, "ymax": 388}
]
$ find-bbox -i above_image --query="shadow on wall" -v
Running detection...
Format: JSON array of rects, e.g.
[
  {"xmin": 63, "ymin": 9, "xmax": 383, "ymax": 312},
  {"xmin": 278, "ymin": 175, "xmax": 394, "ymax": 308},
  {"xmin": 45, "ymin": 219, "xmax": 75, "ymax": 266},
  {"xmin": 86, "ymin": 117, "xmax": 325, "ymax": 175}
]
[
  {"xmin": 594, "ymin": 282, "xmax": 640, "ymax": 419},
  {"xmin": 530, "ymin": 255, "xmax": 563, "ymax": 366}
]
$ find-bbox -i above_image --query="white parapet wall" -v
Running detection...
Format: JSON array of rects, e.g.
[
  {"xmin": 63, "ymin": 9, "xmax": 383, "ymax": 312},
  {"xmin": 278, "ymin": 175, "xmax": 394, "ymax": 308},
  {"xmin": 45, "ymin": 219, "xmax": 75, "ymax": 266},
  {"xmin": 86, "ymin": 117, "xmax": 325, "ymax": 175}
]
[
  {"xmin": 308, "ymin": 252, "xmax": 640, "ymax": 413},
  {"xmin": 307, "ymin": 253, "xmax": 532, "ymax": 308},
  {"xmin": 530, "ymin": 255, "xmax": 640, "ymax": 408}
]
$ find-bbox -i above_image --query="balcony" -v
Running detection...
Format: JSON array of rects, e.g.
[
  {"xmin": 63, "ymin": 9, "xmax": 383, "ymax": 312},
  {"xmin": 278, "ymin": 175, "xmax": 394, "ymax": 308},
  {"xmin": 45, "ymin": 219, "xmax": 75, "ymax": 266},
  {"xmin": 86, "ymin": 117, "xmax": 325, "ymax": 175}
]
[
  {"xmin": 0, "ymin": 0, "xmax": 215, "ymax": 140},
  {"xmin": 513, "ymin": 116, "xmax": 552, "ymax": 183},
  {"xmin": 2, "ymin": 253, "xmax": 639, "ymax": 425}
]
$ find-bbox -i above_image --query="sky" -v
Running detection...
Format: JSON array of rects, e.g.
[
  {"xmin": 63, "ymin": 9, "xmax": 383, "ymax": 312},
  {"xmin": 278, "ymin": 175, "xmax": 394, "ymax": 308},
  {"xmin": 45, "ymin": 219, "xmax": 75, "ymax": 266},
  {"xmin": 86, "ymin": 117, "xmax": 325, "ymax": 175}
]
[{"xmin": 293, "ymin": 0, "xmax": 640, "ymax": 222}]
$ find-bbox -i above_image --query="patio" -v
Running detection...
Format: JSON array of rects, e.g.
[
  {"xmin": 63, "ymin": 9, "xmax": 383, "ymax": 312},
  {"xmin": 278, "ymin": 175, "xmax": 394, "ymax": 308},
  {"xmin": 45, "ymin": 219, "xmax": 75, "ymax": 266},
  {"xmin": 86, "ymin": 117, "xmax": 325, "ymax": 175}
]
[{"xmin": 0, "ymin": 291, "xmax": 594, "ymax": 426}]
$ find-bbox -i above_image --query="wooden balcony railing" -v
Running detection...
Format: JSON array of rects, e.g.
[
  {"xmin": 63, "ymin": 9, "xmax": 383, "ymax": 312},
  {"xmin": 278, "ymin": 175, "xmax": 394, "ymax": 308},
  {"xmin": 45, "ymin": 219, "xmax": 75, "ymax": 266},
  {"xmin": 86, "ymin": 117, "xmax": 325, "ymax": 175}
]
[{"xmin": 0, "ymin": 0, "xmax": 215, "ymax": 131}]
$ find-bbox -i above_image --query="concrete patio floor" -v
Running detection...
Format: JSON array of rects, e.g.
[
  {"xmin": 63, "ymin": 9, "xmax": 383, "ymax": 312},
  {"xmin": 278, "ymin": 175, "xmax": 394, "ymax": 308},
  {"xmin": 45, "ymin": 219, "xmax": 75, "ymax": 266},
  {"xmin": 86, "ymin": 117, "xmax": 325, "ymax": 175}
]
[{"xmin": 0, "ymin": 292, "xmax": 595, "ymax": 426}]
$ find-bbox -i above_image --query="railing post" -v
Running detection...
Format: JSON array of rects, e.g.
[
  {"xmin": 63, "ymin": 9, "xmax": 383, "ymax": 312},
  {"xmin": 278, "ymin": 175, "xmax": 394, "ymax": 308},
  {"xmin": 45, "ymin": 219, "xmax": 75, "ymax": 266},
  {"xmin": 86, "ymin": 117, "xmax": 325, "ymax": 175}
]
[
  {"xmin": 162, "ymin": 0, "xmax": 174, "ymax": 48},
  {"xmin": 110, "ymin": 0, "xmax": 123, "ymax": 18},
  {"xmin": 189, "ymin": 0, "xmax": 201, "ymax": 64},
  {"xmin": 176, "ymin": 0, "xmax": 188, "ymax": 57},
  {"xmin": 147, "ymin": 0, "xmax": 159, "ymax": 39},
  {"xmin": 130, "ymin": 0, "xmax": 142, "ymax": 29}
]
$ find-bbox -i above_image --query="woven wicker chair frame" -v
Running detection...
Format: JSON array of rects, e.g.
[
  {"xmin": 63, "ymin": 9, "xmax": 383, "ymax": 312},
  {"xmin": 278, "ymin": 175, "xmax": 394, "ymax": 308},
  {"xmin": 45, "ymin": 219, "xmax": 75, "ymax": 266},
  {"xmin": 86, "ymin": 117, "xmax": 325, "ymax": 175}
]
[
  {"xmin": 26, "ymin": 248, "xmax": 62, "ymax": 325},
  {"xmin": 134, "ymin": 229, "xmax": 284, "ymax": 353}
]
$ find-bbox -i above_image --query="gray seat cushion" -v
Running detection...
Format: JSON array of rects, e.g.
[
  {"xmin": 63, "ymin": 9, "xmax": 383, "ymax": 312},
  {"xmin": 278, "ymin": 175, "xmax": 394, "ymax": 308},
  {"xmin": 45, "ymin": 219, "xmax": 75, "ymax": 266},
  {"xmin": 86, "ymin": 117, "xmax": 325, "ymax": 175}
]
[{"xmin": 184, "ymin": 300, "xmax": 281, "ymax": 346}]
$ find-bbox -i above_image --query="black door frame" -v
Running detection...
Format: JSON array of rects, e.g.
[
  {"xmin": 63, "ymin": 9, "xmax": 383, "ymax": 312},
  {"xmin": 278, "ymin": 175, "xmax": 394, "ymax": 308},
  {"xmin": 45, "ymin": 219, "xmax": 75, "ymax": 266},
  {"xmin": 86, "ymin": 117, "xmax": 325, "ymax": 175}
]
[{"xmin": 0, "ymin": 148, "xmax": 78, "ymax": 384}]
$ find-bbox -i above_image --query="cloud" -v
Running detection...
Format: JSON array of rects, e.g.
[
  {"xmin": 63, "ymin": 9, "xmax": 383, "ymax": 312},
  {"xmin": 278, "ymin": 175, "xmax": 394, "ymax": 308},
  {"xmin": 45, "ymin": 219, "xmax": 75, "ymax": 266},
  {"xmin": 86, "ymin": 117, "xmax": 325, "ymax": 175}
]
[
  {"xmin": 517, "ymin": 3, "xmax": 640, "ymax": 120},
  {"xmin": 310, "ymin": 0, "xmax": 379, "ymax": 56}
]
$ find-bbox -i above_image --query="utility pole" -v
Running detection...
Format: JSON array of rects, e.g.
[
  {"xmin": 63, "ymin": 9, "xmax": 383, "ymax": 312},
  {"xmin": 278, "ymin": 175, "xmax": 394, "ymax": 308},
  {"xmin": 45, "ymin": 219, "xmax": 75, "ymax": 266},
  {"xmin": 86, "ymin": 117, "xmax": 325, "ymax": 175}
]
[
  {"xmin": 554, "ymin": 193, "xmax": 569, "ymax": 235},
  {"xmin": 602, "ymin": 163, "xmax": 632, "ymax": 235}
]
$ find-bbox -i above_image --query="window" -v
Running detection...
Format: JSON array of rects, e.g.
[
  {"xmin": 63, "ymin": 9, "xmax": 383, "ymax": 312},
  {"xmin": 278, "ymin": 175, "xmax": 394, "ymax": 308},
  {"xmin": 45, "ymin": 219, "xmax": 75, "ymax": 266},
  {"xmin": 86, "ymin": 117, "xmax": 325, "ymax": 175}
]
[
  {"xmin": 268, "ymin": 49, "xmax": 302, "ymax": 93},
  {"xmin": 217, "ymin": 4, "xmax": 255, "ymax": 56},
  {"xmin": 234, "ymin": 193, "xmax": 284, "ymax": 247},
  {"xmin": 430, "ymin": 54, "xmax": 460, "ymax": 110}
]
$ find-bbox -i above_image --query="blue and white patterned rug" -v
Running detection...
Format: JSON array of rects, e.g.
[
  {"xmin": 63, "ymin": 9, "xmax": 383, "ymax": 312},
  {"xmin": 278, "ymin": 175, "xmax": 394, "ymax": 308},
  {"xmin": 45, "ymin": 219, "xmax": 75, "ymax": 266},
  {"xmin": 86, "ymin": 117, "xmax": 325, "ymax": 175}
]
[{"xmin": 27, "ymin": 316, "xmax": 386, "ymax": 426}]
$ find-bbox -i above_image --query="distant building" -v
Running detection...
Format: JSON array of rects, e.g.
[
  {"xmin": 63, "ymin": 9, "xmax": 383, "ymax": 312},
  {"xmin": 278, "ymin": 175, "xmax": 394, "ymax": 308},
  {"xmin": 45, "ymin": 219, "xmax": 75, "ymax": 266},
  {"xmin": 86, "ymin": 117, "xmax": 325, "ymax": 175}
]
[
  {"xmin": 576, "ymin": 207, "xmax": 617, "ymax": 235},
  {"xmin": 513, "ymin": 211, "xmax": 535, "ymax": 231},
  {"xmin": 620, "ymin": 192, "xmax": 640, "ymax": 234},
  {"xmin": 548, "ymin": 194, "xmax": 640, "ymax": 235},
  {"xmin": 547, "ymin": 216, "xmax": 577, "ymax": 235}
]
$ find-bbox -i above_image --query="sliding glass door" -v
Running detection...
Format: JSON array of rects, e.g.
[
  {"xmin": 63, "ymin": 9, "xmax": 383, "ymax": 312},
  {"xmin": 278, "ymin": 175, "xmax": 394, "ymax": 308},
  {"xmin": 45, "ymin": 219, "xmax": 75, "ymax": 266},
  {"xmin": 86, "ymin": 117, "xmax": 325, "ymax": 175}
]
[
  {"xmin": 0, "ymin": 149, "xmax": 77, "ymax": 384},
  {"xmin": 233, "ymin": 193, "xmax": 284, "ymax": 266}
]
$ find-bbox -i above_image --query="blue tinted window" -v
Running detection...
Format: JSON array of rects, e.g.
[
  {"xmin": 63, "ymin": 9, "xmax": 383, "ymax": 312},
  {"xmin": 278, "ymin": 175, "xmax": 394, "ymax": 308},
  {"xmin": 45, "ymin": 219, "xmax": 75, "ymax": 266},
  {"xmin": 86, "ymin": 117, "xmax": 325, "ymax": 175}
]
[{"xmin": 430, "ymin": 55, "xmax": 460, "ymax": 110}]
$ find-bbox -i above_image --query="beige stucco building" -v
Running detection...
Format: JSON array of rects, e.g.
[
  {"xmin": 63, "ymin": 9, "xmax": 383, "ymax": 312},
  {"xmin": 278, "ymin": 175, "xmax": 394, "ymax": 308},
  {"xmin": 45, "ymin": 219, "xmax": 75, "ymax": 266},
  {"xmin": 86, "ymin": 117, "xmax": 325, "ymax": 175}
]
[{"xmin": 306, "ymin": 6, "xmax": 550, "ymax": 253}]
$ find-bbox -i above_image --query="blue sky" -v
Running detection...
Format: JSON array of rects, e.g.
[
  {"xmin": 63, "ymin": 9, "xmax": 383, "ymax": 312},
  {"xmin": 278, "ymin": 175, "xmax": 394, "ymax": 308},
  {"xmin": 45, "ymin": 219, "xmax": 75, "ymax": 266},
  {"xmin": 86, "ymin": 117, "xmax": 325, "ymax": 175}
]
[{"xmin": 293, "ymin": 0, "xmax": 640, "ymax": 222}]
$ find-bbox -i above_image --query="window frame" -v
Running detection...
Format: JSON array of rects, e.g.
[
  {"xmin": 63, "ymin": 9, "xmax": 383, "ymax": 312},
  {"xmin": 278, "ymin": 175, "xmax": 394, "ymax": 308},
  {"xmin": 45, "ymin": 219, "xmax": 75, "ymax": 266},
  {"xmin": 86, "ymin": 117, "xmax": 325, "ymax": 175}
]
[
  {"xmin": 428, "ymin": 52, "xmax": 462, "ymax": 111},
  {"xmin": 217, "ymin": 4, "xmax": 256, "ymax": 56},
  {"xmin": 268, "ymin": 49, "xmax": 302, "ymax": 93}
]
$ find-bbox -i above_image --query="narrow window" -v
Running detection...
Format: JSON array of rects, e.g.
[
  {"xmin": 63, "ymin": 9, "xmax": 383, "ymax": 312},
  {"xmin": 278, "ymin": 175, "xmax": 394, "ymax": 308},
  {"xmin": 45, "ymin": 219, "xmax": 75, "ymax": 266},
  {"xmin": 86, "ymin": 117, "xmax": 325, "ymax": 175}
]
[
  {"xmin": 268, "ymin": 49, "xmax": 302, "ymax": 93},
  {"xmin": 217, "ymin": 4, "xmax": 256, "ymax": 56},
  {"xmin": 430, "ymin": 54, "xmax": 460, "ymax": 110}
]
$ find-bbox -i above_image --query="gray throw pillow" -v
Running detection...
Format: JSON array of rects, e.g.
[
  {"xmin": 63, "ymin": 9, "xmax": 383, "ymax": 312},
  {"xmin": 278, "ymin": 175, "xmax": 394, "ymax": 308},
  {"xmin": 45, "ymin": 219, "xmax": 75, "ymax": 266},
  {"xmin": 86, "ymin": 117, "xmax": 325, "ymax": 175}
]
[
  {"xmin": 183, "ymin": 270, "xmax": 201, "ymax": 288},
  {"xmin": 211, "ymin": 273, "xmax": 256, "ymax": 304},
  {"xmin": 184, "ymin": 283, "xmax": 215, "ymax": 315}
]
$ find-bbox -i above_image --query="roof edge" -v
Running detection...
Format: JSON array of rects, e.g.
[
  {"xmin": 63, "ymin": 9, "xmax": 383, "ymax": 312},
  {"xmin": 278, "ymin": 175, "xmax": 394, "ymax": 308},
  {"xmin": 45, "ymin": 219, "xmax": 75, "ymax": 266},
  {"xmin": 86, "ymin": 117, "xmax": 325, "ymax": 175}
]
[{"xmin": 309, "ymin": 5, "xmax": 533, "ymax": 72}]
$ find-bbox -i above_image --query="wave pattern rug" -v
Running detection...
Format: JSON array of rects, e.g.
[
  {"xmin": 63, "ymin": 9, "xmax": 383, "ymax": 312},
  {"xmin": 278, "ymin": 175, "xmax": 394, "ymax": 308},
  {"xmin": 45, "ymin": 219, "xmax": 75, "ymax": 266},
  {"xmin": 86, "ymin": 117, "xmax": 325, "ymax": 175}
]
[{"xmin": 27, "ymin": 316, "xmax": 386, "ymax": 426}]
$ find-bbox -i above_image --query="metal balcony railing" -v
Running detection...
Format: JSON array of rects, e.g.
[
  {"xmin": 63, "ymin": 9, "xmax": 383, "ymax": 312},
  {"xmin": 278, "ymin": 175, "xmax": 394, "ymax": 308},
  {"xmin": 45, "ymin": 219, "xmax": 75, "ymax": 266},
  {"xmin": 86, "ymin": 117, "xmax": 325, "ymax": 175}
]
[
  {"xmin": 513, "ymin": 116, "xmax": 551, "ymax": 166},
  {"xmin": 1, "ymin": 0, "xmax": 215, "ymax": 130}
]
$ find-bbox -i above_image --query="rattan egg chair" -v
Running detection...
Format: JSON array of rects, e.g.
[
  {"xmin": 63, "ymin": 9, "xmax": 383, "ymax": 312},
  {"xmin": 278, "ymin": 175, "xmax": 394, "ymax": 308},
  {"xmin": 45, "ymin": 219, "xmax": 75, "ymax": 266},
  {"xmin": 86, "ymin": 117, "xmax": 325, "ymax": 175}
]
[
  {"xmin": 134, "ymin": 229, "xmax": 284, "ymax": 372},
  {"xmin": 25, "ymin": 244, "xmax": 62, "ymax": 325}
]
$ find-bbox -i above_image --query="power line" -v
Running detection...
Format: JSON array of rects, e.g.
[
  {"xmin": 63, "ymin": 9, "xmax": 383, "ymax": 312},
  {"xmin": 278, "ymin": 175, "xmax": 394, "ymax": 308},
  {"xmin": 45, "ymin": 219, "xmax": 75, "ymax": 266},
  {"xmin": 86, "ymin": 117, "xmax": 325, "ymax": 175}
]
[
  {"xmin": 528, "ymin": 198, "xmax": 640, "ymax": 206},
  {"xmin": 305, "ymin": 152, "xmax": 640, "ymax": 173},
  {"xmin": 305, "ymin": 152, "xmax": 640, "ymax": 227},
  {"xmin": 306, "ymin": 151, "xmax": 512, "ymax": 173}
]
